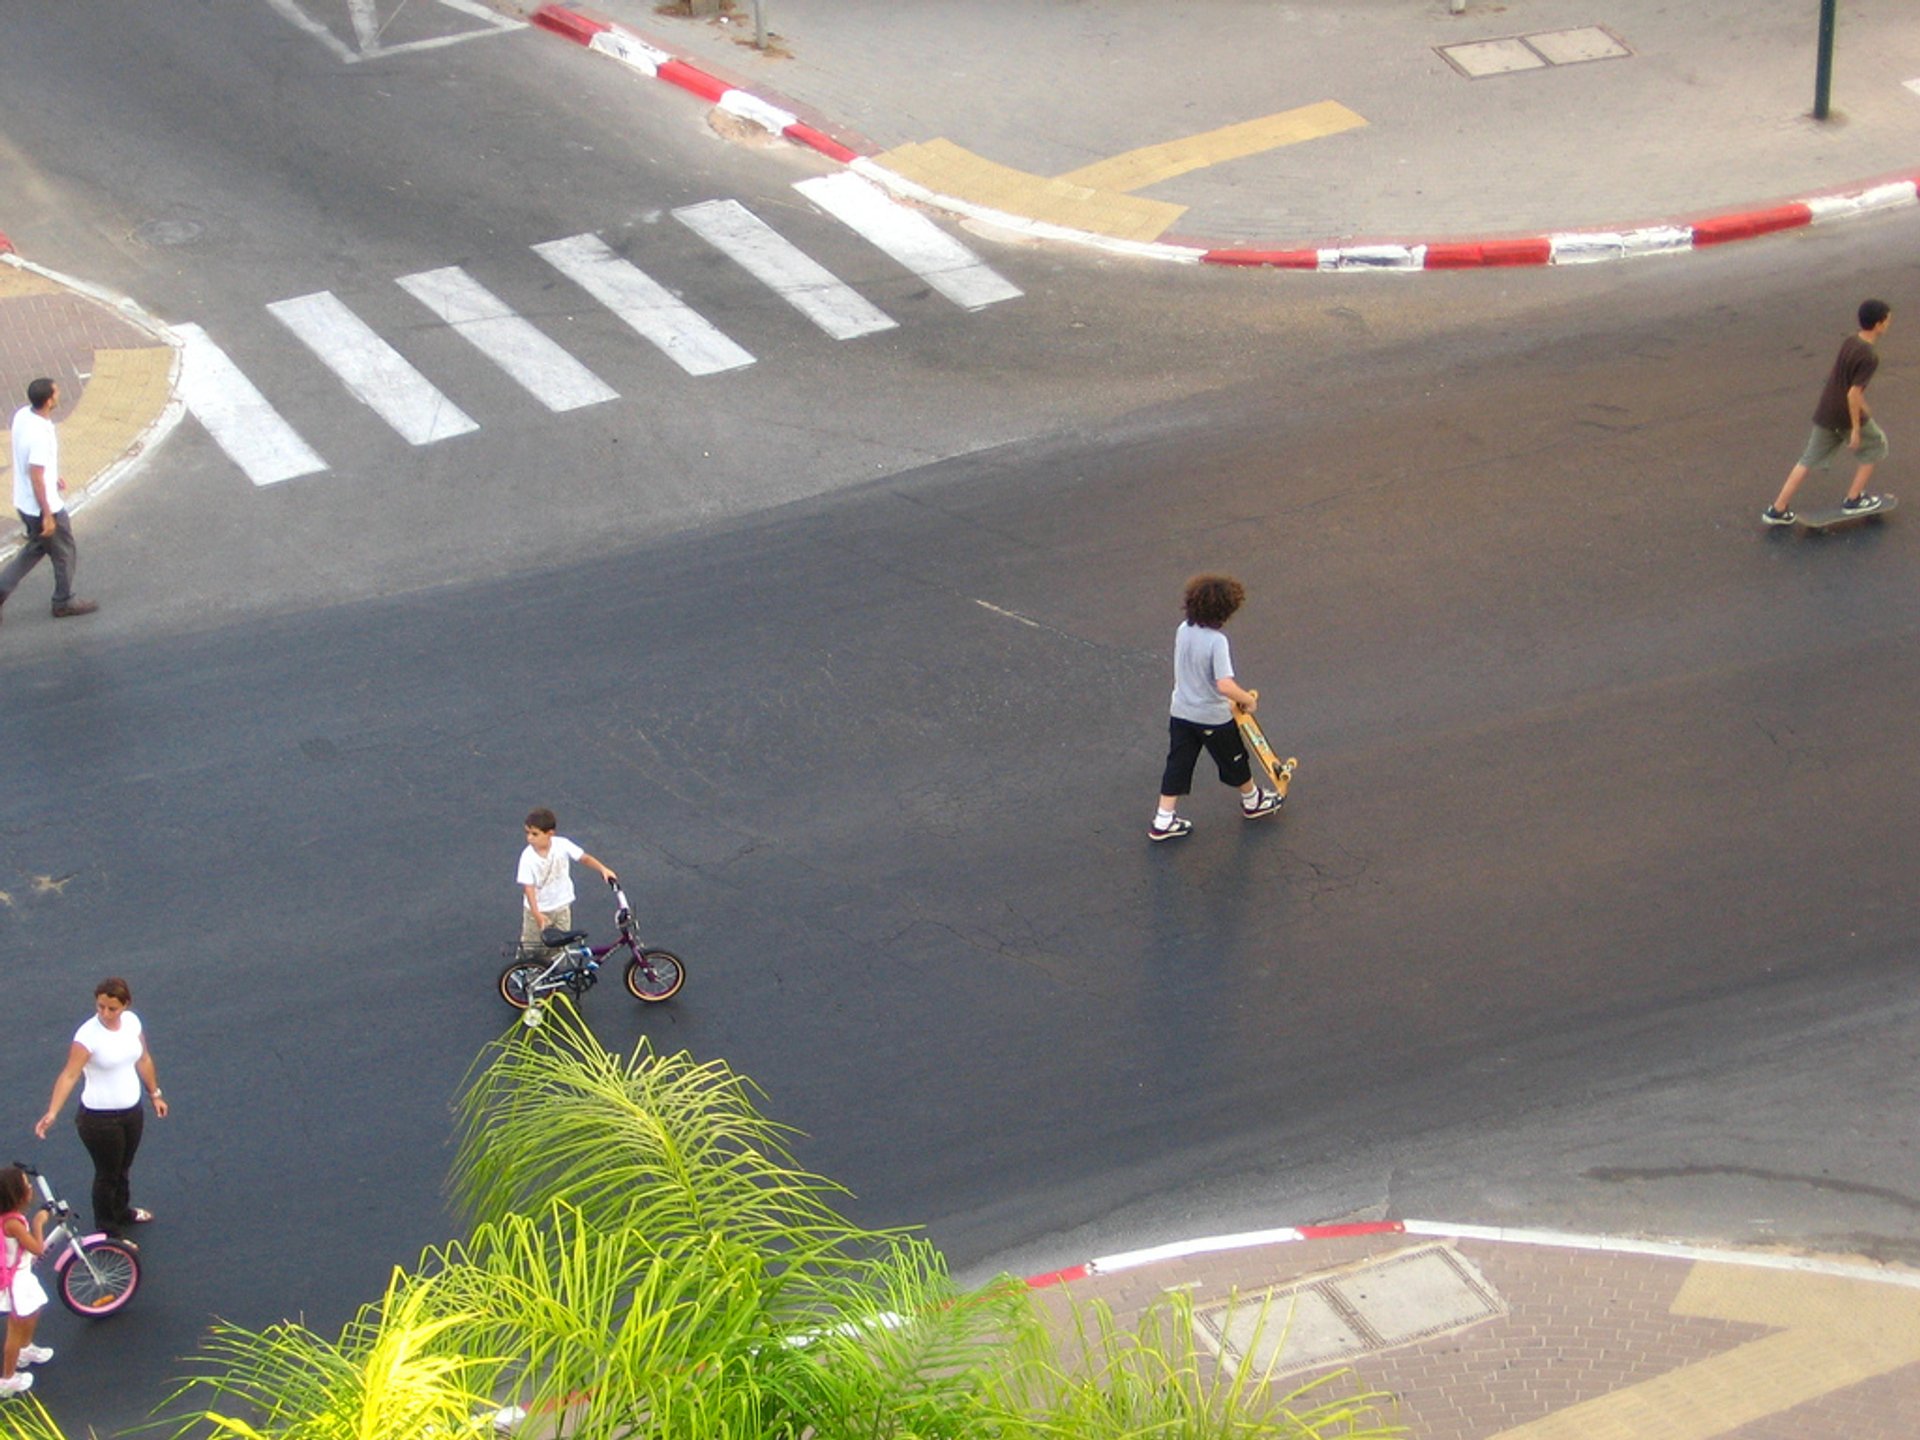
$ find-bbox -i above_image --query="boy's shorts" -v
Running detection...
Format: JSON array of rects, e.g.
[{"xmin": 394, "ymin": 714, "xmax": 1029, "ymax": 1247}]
[
  {"xmin": 521, "ymin": 905, "xmax": 572, "ymax": 948},
  {"xmin": 1160, "ymin": 715, "xmax": 1252, "ymax": 795},
  {"xmin": 1797, "ymin": 419, "xmax": 1888, "ymax": 469}
]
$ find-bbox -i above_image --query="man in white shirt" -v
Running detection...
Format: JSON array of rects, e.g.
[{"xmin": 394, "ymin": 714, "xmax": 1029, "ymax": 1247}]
[{"xmin": 2, "ymin": 377, "xmax": 99, "ymax": 626}]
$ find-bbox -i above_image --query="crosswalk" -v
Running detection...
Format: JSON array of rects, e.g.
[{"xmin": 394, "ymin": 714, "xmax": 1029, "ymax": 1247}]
[{"xmin": 178, "ymin": 175, "xmax": 1022, "ymax": 486}]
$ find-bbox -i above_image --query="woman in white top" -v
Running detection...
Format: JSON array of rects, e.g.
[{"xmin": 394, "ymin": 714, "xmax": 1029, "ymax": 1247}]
[{"xmin": 35, "ymin": 979, "xmax": 169, "ymax": 1235}]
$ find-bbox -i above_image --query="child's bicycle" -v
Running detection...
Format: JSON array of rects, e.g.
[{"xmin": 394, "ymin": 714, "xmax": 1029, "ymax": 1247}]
[
  {"xmin": 498, "ymin": 877, "xmax": 685, "ymax": 1025},
  {"xmin": 12, "ymin": 1164, "xmax": 142, "ymax": 1316}
]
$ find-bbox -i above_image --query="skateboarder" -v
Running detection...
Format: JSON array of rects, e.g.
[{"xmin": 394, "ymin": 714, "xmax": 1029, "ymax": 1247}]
[
  {"xmin": 1763, "ymin": 299, "xmax": 1893, "ymax": 525},
  {"xmin": 1149, "ymin": 573, "xmax": 1283, "ymax": 842}
]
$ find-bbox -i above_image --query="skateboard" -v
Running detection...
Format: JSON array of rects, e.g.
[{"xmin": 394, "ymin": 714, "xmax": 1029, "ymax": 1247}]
[
  {"xmin": 1796, "ymin": 493, "xmax": 1898, "ymax": 532},
  {"xmin": 1232, "ymin": 691, "xmax": 1297, "ymax": 799}
]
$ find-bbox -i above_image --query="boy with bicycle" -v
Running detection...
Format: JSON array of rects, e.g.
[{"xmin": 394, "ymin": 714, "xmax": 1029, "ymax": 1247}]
[{"xmin": 517, "ymin": 809, "xmax": 619, "ymax": 949}]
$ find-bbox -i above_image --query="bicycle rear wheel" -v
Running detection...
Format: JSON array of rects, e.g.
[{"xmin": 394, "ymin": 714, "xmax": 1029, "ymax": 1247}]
[
  {"xmin": 60, "ymin": 1238, "xmax": 141, "ymax": 1316},
  {"xmin": 625, "ymin": 948, "xmax": 685, "ymax": 1002},
  {"xmin": 498, "ymin": 959, "xmax": 543, "ymax": 1009}
]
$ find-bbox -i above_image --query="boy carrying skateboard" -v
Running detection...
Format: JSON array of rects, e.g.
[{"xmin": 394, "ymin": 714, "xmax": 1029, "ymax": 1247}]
[
  {"xmin": 1149, "ymin": 574, "xmax": 1284, "ymax": 842},
  {"xmin": 1763, "ymin": 299, "xmax": 1893, "ymax": 525}
]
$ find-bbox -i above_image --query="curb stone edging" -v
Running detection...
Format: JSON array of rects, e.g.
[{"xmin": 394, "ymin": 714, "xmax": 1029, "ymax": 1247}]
[
  {"xmin": 1022, "ymin": 1218, "xmax": 1920, "ymax": 1291},
  {"xmin": 529, "ymin": 3, "xmax": 1920, "ymax": 274}
]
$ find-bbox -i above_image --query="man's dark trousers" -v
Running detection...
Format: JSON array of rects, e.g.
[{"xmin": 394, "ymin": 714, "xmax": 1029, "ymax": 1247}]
[{"xmin": 0, "ymin": 509, "xmax": 77, "ymax": 607}]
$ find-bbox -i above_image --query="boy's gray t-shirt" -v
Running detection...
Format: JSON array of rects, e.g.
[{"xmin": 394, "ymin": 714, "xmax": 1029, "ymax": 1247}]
[{"xmin": 1170, "ymin": 622, "xmax": 1234, "ymax": 725}]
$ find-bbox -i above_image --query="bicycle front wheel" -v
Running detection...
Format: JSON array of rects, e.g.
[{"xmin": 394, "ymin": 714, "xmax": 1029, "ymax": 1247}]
[
  {"xmin": 60, "ymin": 1238, "xmax": 141, "ymax": 1316},
  {"xmin": 498, "ymin": 959, "xmax": 543, "ymax": 1009},
  {"xmin": 625, "ymin": 948, "xmax": 685, "ymax": 1002}
]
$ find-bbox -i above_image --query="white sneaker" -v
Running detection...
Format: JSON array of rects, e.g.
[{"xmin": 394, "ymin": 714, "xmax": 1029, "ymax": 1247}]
[
  {"xmin": 16, "ymin": 1345, "xmax": 52, "ymax": 1367},
  {"xmin": 0, "ymin": 1372, "xmax": 34, "ymax": 1396},
  {"xmin": 1241, "ymin": 789, "xmax": 1285, "ymax": 820}
]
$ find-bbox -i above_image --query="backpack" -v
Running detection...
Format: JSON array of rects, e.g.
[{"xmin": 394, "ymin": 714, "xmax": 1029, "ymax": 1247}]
[{"xmin": 0, "ymin": 1212, "xmax": 23, "ymax": 1297}]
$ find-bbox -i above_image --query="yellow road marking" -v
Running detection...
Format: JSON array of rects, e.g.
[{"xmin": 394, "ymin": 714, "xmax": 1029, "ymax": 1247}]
[
  {"xmin": 0, "ymin": 265, "xmax": 63, "ymax": 299},
  {"xmin": 874, "ymin": 102, "xmax": 1367, "ymax": 243},
  {"xmin": 874, "ymin": 138, "xmax": 1185, "ymax": 243},
  {"xmin": 1487, "ymin": 1264, "xmax": 1920, "ymax": 1440},
  {"xmin": 0, "ymin": 346, "xmax": 175, "ymax": 496},
  {"xmin": 60, "ymin": 345, "xmax": 175, "ymax": 484},
  {"xmin": 1057, "ymin": 101, "xmax": 1367, "ymax": 194}
]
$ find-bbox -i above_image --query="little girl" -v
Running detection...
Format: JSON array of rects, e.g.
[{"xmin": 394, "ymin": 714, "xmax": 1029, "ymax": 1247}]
[{"xmin": 0, "ymin": 1166, "xmax": 52, "ymax": 1397}]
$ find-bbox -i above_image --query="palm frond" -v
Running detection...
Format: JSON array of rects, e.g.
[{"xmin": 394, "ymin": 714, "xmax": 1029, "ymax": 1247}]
[
  {"xmin": 993, "ymin": 1285, "xmax": 1406, "ymax": 1439},
  {"xmin": 451, "ymin": 1004, "xmax": 883, "ymax": 1263},
  {"xmin": 165, "ymin": 1270, "xmax": 503, "ymax": 1440},
  {"xmin": 0, "ymin": 1397, "xmax": 79, "ymax": 1440}
]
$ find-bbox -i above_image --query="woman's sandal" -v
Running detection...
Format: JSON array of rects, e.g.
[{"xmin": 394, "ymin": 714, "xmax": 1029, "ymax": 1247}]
[{"xmin": 127, "ymin": 1208, "xmax": 154, "ymax": 1224}]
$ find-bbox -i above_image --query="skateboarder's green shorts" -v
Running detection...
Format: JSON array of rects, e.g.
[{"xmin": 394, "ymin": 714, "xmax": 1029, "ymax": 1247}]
[{"xmin": 1796, "ymin": 419, "xmax": 1888, "ymax": 469}]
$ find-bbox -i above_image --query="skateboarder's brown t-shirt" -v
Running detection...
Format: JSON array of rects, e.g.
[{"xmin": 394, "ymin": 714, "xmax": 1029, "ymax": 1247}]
[{"xmin": 1812, "ymin": 336, "xmax": 1879, "ymax": 431}]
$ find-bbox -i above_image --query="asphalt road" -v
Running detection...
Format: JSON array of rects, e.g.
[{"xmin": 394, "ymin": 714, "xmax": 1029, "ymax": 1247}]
[{"xmin": 2, "ymin": 6, "xmax": 1919, "ymax": 1438}]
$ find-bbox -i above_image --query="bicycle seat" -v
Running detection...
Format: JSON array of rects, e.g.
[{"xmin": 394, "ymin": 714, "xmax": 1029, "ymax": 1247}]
[{"xmin": 541, "ymin": 927, "xmax": 589, "ymax": 947}]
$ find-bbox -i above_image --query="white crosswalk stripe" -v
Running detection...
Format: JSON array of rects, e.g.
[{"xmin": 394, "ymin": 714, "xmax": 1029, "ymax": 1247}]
[
  {"xmin": 396, "ymin": 266, "xmax": 618, "ymax": 413},
  {"xmin": 532, "ymin": 233, "xmax": 755, "ymax": 377},
  {"xmin": 673, "ymin": 199, "xmax": 897, "ymax": 341},
  {"xmin": 267, "ymin": 290, "xmax": 479, "ymax": 445},
  {"xmin": 185, "ymin": 194, "xmax": 1026, "ymax": 488},
  {"xmin": 796, "ymin": 173, "xmax": 1023, "ymax": 311},
  {"xmin": 175, "ymin": 323, "xmax": 329, "ymax": 487}
]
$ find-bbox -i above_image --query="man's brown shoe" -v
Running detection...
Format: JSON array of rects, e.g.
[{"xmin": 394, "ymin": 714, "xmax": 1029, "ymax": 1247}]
[{"xmin": 51, "ymin": 599, "xmax": 99, "ymax": 618}]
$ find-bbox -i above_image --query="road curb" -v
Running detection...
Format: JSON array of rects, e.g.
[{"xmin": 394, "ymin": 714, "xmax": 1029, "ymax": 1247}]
[
  {"xmin": 1022, "ymin": 1217, "xmax": 1920, "ymax": 1291},
  {"xmin": 530, "ymin": 4, "xmax": 1920, "ymax": 274}
]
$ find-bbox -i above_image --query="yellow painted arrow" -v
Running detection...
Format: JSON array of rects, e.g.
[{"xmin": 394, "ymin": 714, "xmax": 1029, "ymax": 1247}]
[
  {"xmin": 1487, "ymin": 1264, "xmax": 1920, "ymax": 1440},
  {"xmin": 873, "ymin": 101, "xmax": 1366, "ymax": 244},
  {"xmin": 1057, "ymin": 101, "xmax": 1366, "ymax": 193}
]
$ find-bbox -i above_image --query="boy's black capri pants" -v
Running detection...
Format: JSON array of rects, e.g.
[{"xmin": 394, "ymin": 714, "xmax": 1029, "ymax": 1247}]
[{"xmin": 1160, "ymin": 715, "xmax": 1252, "ymax": 794}]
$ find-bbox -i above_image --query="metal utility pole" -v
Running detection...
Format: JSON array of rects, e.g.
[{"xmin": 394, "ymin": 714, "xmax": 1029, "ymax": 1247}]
[
  {"xmin": 752, "ymin": 0, "xmax": 769, "ymax": 50},
  {"xmin": 1813, "ymin": 0, "xmax": 1838, "ymax": 120}
]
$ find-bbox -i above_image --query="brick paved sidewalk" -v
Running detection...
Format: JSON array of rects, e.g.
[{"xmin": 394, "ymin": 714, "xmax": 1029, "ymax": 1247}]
[
  {"xmin": 0, "ymin": 256, "xmax": 178, "ymax": 563},
  {"xmin": 1028, "ymin": 1223, "xmax": 1920, "ymax": 1438}
]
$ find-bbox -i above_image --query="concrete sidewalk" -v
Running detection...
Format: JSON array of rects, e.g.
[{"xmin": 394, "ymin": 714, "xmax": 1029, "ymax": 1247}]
[
  {"xmin": 0, "ymin": 250, "xmax": 179, "ymax": 570},
  {"xmin": 1025, "ymin": 1219, "xmax": 1920, "ymax": 1437},
  {"xmin": 527, "ymin": 0, "xmax": 1920, "ymax": 265}
]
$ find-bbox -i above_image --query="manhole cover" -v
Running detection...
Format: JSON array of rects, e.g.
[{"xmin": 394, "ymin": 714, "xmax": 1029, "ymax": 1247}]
[
  {"xmin": 1440, "ymin": 26, "xmax": 1632, "ymax": 78},
  {"xmin": 1527, "ymin": 26, "xmax": 1631, "ymax": 66},
  {"xmin": 133, "ymin": 218, "xmax": 205, "ymax": 248},
  {"xmin": 1441, "ymin": 37, "xmax": 1545, "ymax": 77},
  {"xmin": 1195, "ymin": 1243, "xmax": 1506, "ymax": 1378}
]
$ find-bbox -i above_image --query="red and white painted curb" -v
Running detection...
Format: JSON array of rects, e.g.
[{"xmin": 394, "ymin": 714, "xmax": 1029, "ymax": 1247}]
[
  {"xmin": 532, "ymin": 4, "xmax": 1919, "ymax": 274},
  {"xmin": 1021, "ymin": 1217, "xmax": 1920, "ymax": 1290}
]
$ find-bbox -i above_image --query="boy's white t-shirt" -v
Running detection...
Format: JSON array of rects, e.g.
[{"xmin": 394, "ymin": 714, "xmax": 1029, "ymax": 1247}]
[
  {"xmin": 75, "ymin": 1011, "xmax": 145, "ymax": 1110},
  {"xmin": 518, "ymin": 837, "xmax": 584, "ymax": 913}
]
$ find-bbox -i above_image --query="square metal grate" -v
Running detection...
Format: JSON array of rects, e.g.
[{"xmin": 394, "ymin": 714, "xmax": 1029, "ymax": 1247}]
[
  {"xmin": 1194, "ymin": 1243, "xmax": 1507, "ymax": 1379},
  {"xmin": 1439, "ymin": 26, "xmax": 1632, "ymax": 79}
]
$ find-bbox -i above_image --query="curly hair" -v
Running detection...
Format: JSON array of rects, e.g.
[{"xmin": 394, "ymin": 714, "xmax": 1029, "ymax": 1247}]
[{"xmin": 1182, "ymin": 574, "xmax": 1246, "ymax": 629}]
